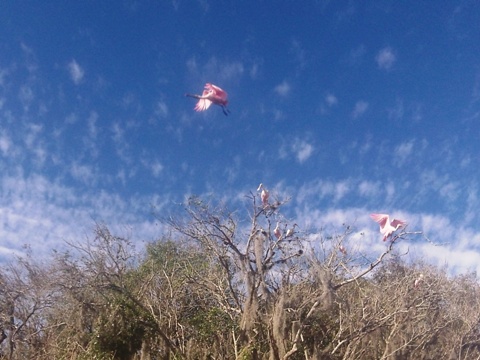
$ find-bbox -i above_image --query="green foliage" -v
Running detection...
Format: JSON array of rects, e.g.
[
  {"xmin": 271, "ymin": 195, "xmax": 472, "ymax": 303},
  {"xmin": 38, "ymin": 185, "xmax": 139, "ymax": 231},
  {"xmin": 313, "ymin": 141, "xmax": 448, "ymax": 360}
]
[
  {"xmin": 189, "ymin": 307, "xmax": 235, "ymax": 342},
  {"xmin": 93, "ymin": 296, "xmax": 150, "ymax": 360}
]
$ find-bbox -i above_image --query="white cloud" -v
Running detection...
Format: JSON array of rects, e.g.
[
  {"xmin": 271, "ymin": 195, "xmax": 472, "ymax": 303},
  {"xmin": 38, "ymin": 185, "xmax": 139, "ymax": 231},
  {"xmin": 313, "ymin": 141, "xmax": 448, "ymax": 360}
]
[
  {"xmin": 349, "ymin": 44, "xmax": 366, "ymax": 65},
  {"xmin": 294, "ymin": 179, "xmax": 353, "ymax": 206},
  {"xmin": 70, "ymin": 162, "xmax": 96, "ymax": 185},
  {"xmin": 186, "ymin": 57, "xmax": 197, "ymax": 73},
  {"xmin": 250, "ymin": 63, "xmax": 259, "ymax": 79},
  {"xmin": 19, "ymin": 85, "xmax": 34, "ymax": 110},
  {"xmin": 319, "ymin": 93, "xmax": 339, "ymax": 115},
  {"xmin": 220, "ymin": 62, "xmax": 244, "ymax": 80},
  {"xmin": 0, "ymin": 68, "xmax": 8, "ymax": 86},
  {"xmin": 274, "ymin": 81, "xmax": 291, "ymax": 97},
  {"xmin": 273, "ymin": 109, "xmax": 284, "ymax": 121},
  {"xmin": 290, "ymin": 39, "xmax": 306, "ymax": 70},
  {"xmin": 0, "ymin": 132, "xmax": 12, "ymax": 156},
  {"xmin": 68, "ymin": 59, "xmax": 85, "ymax": 84},
  {"xmin": 439, "ymin": 182, "xmax": 459, "ymax": 202},
  {"xmin": 376, "ymin": 47, "xmax": 396, "ymax": 70},
  {"xmin": 292, "ymin": 139, "xmax": 314, "ymax": 163},
  {"xmin": 387, "ymin": 98, "xmax": 404, "ymax": 121},
  {"xmin": 280, "ymin": 137, "xmax": 314, "ymax": 163},
  {"xmin": 394, "ymin": 140, "xmax": 414, "ymax": 166},
  {"xmin": 334, "ymin": 181, "xmax": 350, "ymax": 201},
  {"xmin": 352, "ymin": 100, "xmax": 368, "ymax": 118},
  {"xmin": 65, "ymin": 113, "xmax": 78, "ymax": 124},
  {"xmin": 187, "ymin": 56, "xmax": 245, "ymax": 83},
  {"xmin": 148, "ymin": 160, "xmax": 164, "ymax": 178},
  {"xmin": 385, "ymin": 182, "xmax": 395, "ymax": 202},
  {"xmin": 358, "ymin": 180, "xmax": 380, "ymax": 197},
  {"xmin": 111, "ymin": 122, "xmax": 132, "ymax": 163},
  {"xmin": 0, "ymin": 172, "xmax": 165, "ymax": 261},
  {"xmin": 87, "ymin": 111, "xmax": 98, "ymax": 138},
  {"xmin": 325, "ymin": 93, "xmax": 338, "ymax": 106},
  {"xmin": 155, "ymin": 100, "xmax": 169, "ymax": 118}
]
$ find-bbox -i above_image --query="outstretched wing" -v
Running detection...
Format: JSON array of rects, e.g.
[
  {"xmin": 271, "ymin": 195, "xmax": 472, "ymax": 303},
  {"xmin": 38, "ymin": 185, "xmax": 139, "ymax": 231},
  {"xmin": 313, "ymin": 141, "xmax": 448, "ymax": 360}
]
[
  {"xmin": 391, "ymin": 219, "xmax": 406, "ymax": 229},
  {"xmin": 194, "ymin": 90, "xmax": 212, "ymax": 112},
  {"xmin": 370, "ymin": 213, "xmax": 389, "ymax": 228},
  {"xmin": 209, "ymin": 83, "xmax": 228, "ymax": 102}
]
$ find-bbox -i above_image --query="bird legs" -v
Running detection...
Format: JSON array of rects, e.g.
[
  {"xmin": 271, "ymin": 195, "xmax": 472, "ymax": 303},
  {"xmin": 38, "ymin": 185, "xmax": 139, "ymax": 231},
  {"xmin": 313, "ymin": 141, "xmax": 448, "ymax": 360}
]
[{"xmin": 221, "ymin": 105, "xmax": 231, "ymax": 116}]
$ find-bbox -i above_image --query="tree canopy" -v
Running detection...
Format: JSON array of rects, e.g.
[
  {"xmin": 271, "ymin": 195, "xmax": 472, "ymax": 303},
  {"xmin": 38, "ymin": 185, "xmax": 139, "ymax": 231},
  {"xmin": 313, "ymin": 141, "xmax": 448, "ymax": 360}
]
[{"xmin": 1, "ymin": 190, "xmax": 479, "ymax": 359}]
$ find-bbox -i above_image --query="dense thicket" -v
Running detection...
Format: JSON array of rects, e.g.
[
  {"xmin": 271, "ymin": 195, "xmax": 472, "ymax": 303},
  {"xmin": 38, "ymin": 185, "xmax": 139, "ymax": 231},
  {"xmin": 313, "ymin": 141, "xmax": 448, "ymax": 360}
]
[{"xmin": 1, "ymin": 193, "xmax": 479, "ymax": 359}]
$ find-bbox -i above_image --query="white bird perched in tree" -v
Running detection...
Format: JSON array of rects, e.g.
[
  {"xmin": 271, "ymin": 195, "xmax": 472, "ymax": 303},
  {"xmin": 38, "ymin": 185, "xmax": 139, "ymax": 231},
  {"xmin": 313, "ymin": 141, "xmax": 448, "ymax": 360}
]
[
  {"xmin": 370, "ymin": 213, "xmax": 407, "ymax": 241},
  {"xmin": 257, "ymin": 183, "xmax": 269, "ymax": 207},
  {"xmin": 285, "ymin": 224, "xmax": 298, "ymax": 238},
  {"xmin": 339, "ymin": 245, "xmax": 347, "ymax": 256},
  {"xmin": 273, "ymin": 222, "xmax": 282, "ymax": 240}
]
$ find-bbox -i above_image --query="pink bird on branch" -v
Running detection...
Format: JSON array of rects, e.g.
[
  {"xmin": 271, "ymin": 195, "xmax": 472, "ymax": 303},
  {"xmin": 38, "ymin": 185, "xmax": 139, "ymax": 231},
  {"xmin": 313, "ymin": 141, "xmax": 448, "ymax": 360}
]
[
  {"xmin": 257, "ymin": 183, "xmax": 269, "ymax": 207},
  {"xmin": 414, "ymin": 274, "xmax": 424, "ymax": 288},
  {"xmin": 185, "ymin": 83, "xmax": 230, "ymax": 116},
  {"xmin": 370, "ymin": 213, "xmax": 407, "ymax": 241},
  {"xmin": 273, "ymin": 222, "xmax": 282, "ymax": 240}
]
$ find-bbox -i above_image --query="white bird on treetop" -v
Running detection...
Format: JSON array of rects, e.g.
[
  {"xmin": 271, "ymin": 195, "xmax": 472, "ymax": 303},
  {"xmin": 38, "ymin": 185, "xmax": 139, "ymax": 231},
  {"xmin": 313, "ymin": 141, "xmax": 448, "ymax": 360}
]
[
  {"xmin": 370, "ymin": 213, "xmax": 407, "ymax": 241},
  {"xmin": 285, "ymin": 224, "xmax": 298, "ymax": 238}
]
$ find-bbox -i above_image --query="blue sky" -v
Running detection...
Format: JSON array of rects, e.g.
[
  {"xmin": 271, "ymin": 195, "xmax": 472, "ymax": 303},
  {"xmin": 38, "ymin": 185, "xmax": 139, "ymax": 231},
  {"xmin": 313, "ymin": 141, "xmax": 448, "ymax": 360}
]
[{"xmin": 1, "ymin": 1, "xmax": 480, "ymax": 273}]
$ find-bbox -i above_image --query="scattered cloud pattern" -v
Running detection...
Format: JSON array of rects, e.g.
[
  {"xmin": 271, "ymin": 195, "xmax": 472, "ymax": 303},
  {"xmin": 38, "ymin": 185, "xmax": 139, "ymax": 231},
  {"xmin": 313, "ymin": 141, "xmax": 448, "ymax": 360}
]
[
  {"xmin": 376, "ymin": 47, "xmax": 396, "ymax": 70},
  {"xmin": 0, "ymin": 2, "xmax": 479, "ymax": 275},
  {"xmin": 68, "ymin": 59, "xmax": 85, "ymax": 84}
]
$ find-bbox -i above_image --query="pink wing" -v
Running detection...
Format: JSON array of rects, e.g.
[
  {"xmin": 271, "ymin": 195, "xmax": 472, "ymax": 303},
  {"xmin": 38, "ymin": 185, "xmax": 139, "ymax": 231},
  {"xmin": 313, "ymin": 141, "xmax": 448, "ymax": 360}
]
[
  {"xmin": 370, "ymin": 213, "xmax": 389, "ymax": 228},
  {"xmin": 209, "ymin": 84, "xmax": 228, "ymax": 101},
  {"xmin": 194, "ymin": 90, "xmax": 212, "ymax": 112},
  {"xmin": 391, "ymin": 219, "xmax": 406, "ymax": 229}
]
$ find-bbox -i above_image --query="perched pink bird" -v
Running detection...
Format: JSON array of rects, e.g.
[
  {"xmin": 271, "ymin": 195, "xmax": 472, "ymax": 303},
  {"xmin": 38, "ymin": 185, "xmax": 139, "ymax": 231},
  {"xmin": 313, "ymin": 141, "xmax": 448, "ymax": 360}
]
[
  {"xmin": 370, "ymin": 213, "xmax": 407, "ymax": 241},
  {"xmin": 414, "ymin": 273, "xmax": 424, "ymax": 288},
  {"xmin": 185, "ymin": 83, "xmax": 230, "ymax": 115},
  {"xmin": 257, "ymin": 183, "xmax": 269, "ymax": 206},
  {"xmin": 339, "ymin": 245, "xmax": 347, "ymax": 256},
  {"xmin": 273, "ymin": 222, "xmax": 282, "ymax": 240}
]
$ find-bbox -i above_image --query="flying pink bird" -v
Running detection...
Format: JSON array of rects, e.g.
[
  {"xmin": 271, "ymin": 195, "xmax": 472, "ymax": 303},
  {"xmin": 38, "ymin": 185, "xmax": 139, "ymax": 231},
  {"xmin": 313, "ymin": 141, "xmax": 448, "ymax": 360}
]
[
  {"xmin": 370, "ymin": 213, "xmax": 407, "ymax": 241},
  {"xmin": 257, "ymin": 183, "xmax": 269, "ymax": 206},
  {"xmin": 185, "ymin": 83, "xmax": 230, "ymax": 115}
]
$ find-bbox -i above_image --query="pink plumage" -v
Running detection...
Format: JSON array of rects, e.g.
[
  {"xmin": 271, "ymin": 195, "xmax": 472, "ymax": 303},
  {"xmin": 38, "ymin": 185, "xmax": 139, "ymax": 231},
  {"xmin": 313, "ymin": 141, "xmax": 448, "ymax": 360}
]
[
  {"xmin": 273, "ymin": 222, "xmax": 281, "ymax": 240},
  {"xmin": 370, "ymin": 213, "xmax": 406, "ymax": 241},
  {"xmin": 186, "ymin": 83, "xmax": 230, "ymax": 115},
  {"xmin": 257, "ymin": 183, "xmax": 269, "ymax": 206}
]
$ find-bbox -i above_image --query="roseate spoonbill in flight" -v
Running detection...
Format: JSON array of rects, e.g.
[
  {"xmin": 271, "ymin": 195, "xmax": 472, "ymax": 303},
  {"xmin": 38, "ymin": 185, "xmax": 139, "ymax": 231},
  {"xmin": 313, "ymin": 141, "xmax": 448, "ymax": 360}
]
[
  {"xmin": 185, "ymin": 83, "xmax": 230, "ymax": 116},
  {"xmin": 273, "ymin": 222, "xmax": 282, "ymax": 240},
  {"xmin": 285, "ymin": 224, "xmax": 298, "ymax": 238},
  {"xmin": 257, "ymin": 183, "xmax": 269, "ymax": 206},
  {"xmin": 370, "ymin": 213, "xmax": 407, "ymax": 241}
]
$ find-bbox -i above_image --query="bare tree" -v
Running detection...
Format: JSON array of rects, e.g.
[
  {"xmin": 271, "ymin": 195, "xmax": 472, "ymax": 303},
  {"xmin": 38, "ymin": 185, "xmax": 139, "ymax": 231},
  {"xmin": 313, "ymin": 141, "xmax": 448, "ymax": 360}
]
[
  {"xmin": 2, "ymin": 192, "xmax": 480, "ymax": 359},
  {"xmin": 0, "ymin": 251, "xmax": 59, "ymax": 360}
]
